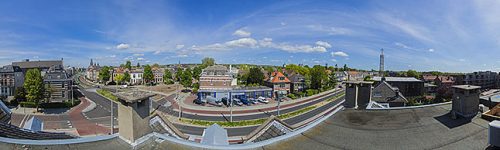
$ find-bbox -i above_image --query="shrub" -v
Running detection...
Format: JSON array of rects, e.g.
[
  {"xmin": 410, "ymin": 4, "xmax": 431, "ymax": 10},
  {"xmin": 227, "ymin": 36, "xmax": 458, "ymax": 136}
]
[
  {"xmin": 288, "ymin": 94, "xmax": 297, "ymax": 99},
  {"xmin": 19, "ymin": 101, "xmax": 37, "ymax": 108}
]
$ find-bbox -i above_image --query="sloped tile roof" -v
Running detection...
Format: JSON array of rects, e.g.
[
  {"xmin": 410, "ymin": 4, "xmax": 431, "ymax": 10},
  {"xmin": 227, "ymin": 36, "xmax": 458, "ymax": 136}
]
[{"xmin": 269, "ymin": 71, "xmax": 291, "ymax": 83}]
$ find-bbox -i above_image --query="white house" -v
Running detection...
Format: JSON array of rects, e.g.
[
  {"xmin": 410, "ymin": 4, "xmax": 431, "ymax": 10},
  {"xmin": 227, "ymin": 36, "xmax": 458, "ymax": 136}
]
[{"xmin": 130, "ymin": 69, "xmax": 143, "ymax": 85}]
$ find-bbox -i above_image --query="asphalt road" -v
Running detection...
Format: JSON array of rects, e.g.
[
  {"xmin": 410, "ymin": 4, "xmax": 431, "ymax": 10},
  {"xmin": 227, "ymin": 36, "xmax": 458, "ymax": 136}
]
[
  {"xmin": 152, "ymin": 89, "xmax": 344, "ymax": 122},
  {"xmin": 79, "ymin": 88, "xmax": 118, "ymax": 119},
  {"xmin": 174, "ymin": 95, "xmax": 345, "ymax": 136},
  {"xmin": 75, "ymin": 74, "xmax": 346, "ymax": 136}
]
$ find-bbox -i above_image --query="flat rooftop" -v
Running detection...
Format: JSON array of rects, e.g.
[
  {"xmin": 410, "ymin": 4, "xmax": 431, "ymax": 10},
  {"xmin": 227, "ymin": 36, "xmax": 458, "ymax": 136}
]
[
  {"xmin": 453, "ymin": 85, "xmax": 481, "ymax": 90},
  {"xmin": 114, "ymin": 91, "xmax": 155, "ymax": 103},
  {"xmin": 372, "ymin": 76, "xmax": 423, "ymax": 82},
  {"xmin": 0, "ymin": 104, "xmax": 491, "ymax": 150},
  {"xmin": 263, "ymin": 104, "xmax": 489, "ymax": 150}
]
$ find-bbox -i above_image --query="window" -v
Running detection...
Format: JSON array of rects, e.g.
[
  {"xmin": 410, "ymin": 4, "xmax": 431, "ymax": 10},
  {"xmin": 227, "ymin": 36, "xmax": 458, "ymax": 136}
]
[
  {"xmin": 373, "ymin": 92, "xmax": 382, "ymax": 97},
  {"xmin": 279, "ymin": 77, "xmax": 285, "ymax": 80}
]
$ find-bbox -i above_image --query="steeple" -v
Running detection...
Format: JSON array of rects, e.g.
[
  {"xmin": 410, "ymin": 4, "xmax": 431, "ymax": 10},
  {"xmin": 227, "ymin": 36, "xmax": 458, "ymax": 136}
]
[{"xmin": 90, "ymin": 59, "xmax": 94, "ymax": 66}]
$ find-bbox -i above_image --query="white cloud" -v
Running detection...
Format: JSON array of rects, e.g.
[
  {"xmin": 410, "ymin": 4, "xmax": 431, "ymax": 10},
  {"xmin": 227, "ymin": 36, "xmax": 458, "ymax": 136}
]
[
  {"xmin": 176, "ymin": 54, "xmax": 188, "ymax": 58},
  {"xmin": 394, "ymin": 42, "xmax": 411, "ymax": 49},
  {"xmin": 192, "ymin": 38, "xmax": 258, "ymax": 51},
  {"xmin": 154, "ymin": 51, "xmax": 161, "ymax": 55},
  {"xmin": 133, "ymin": 53, "xmax": 144, "ymax": 56},
  {"xmin": 428, "ymin": 48, "xmax": 435, "ymax": 52},
  {"xmin": 109, "ymin": 55, "xmax": 116, "ymax": 58},
  {"xmin": 233, "ymin": 29, "xmax": 252, "ymax": 37},
  {"xmin": 116, "ymin": 43, "xmax": 130, "ymax": 49},
  {"xmin": 176, "ymin": 44, "xmax": 185, "ymax": 49},
  {"xmin": 315, "ymin": 41, "xmax": 332, "ymax": 48},
  {"xmin": 331, "ymin": 51, "xmax": 349, "ymax": 57},
  {"xmin": 259, "ymin": 38, "xmax": 327, "ymax": 53},
  {"xmin": 137, "ymin": 57, "xmax": 145, "ymax": 61},
  {"xmin": 307, "ymin": 25, "xmax": 352, "ymax": 35},
  {"xmin": 331, "ymin": 59, "xmax": 337, "ymax": 62},
  {"xmin": 191, "ymin": 37, "xmax": 328, "ymax": 53},
  {"xmin": 459, "ymin": 58, "xmax": 465, "ymax": 62}
]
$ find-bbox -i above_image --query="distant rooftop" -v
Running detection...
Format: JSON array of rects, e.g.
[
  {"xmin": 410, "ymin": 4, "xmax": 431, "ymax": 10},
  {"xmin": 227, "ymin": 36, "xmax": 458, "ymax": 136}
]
[
  {"xmin": 345, "ymin": 81, "xmax": 374, "ymax": 84},
  {"xmin": 12, "ymin": 60, "xmax": 63, "ymax": 69},
  {"xmin": 372, "ymin": 76, "xmax": 423, "ymax": 82},
  {"xmin": 114, "ymin": 91, "xmax": 155, "ymax": 103},
  {"xmin": 452, "ymin": 85, "xmax": 481, "ymax": 90}
]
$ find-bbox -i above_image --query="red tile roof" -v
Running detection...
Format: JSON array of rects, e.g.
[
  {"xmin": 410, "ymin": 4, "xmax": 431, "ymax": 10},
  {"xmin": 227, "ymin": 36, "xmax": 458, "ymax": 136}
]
[
  {"xmin": 270, "ymin": 71, "xmax": 291, "ymax": 83},
  {"xmin": 422, "ymin": 75, "xmax": 437, "ymax": 81},
  {"xmin": 436, "ymin": 76, "xmax": 454, "ymax": 83}
]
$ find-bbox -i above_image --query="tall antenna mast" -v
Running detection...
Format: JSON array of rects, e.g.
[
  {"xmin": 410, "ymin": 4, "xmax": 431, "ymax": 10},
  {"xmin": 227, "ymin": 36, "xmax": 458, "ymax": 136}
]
[{"xmin": 379, "ymin": 49, "xmax": 384, "ymax": 77}]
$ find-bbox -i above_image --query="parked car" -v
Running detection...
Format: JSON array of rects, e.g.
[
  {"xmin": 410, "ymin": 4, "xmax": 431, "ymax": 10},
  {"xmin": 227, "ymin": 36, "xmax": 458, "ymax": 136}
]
[
  {"xmin": 206, "ymin": 96, "xmax": 222, "ymax": 107},
  {"xmin": 221, "ymin": 97, "xmax": 229, "ymax": 106},
  {"xmin": 233, "ymin": 98, "xmax": 243, "ymax": 106},
  {"xmin": 258, "ymin": 97, "xmax": 269, "ymax": 104},
  {"xmin": 193, "ymin": 99, "xmax": 205, "ymax": 105},
  {"xmin": 240, "ymin": 97, "xmax": 251, "ymax": 106},
  {"xmin": 248, "ymin": 98, "xmax": 258, "ymax": 104}
]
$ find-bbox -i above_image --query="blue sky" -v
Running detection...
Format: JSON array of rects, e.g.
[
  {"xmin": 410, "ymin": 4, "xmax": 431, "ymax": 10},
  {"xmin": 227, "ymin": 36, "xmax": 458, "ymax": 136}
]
[{"xmin": 0, "ymin": 0, "xmax": 499, "ymax": 72}]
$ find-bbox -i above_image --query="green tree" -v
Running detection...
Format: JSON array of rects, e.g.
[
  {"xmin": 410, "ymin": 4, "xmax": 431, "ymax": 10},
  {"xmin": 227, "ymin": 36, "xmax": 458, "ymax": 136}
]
[
  {"xmin": 152, "ymin": 63, "xmax": 160, "ymax": 68},
  {"xmin": 143, "ymin": 65, "xmax": 154, "ymax": 85},
  {"xmin": 123, "ymin": 72, "xmax": 131, "ymax": 84},
  {"xmin": 136, "ymin": 62, "xmax": 140, "ymax": 68},
  {"xmin": 115, "ymin": 74, "xmax": 125, "ymax": 85},
  {"xmin": 125, "ymin": 61, "xmax": 132, "ymax": 70},
  {"xmin": 98, "ymin": 66, "xmax": 111, "ymax": 83},
  {"xmin": 192, "ymin": 66, "xmax": 203, "ymax": 80},
  {"xmin": 175, "ymin": 69, "xmax": 183, "ymax": 82},
  {"xmin": 310, "ymin": 65, "xmax": 326, "ymax": 90},
  {"xmin": 163, "ymin": 69, "xmax": 174, "ymax": 84},
  {"xmin": 246, "ymin": 67, "xmax": 264, "ymax": 85},
  {"xmin": 180, "ymin": 68, "xmax": 192, "ymax": 88},
  {"xmin": 328, "ymin": 72, "xmax": 338, "ymax": 88},
  {"xmin": 343, "ymin": 64, "xmax": 348, "ymax": 71},
  {"xmin": 201, "ymin": 57, "xmax": 215, "ymax": 68},
  {"xmin": 14, "ymin": 87, "xmax": 26, "ymax": 101},
  {"xmin": 364, "ymin": 75, "xmax": 373, "ymax": 81},
  {"xmin": 24, "ymin": 69, "xmax": 45, "ymax": 111},
  {"xmin": 406, "ymin": 70, "xmax": 420, "ymax": 78}
]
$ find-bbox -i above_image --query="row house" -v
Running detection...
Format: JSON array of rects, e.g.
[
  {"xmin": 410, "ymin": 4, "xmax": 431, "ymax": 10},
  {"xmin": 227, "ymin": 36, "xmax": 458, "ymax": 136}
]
[
  {"xmin": 0, "ymin": 65, "xmax": 24, "ymax": 97},
  {"xmin": 152, "ymin": 67, "xmax": 164, "ymax": 84},
  {"xmin": 455, "ymin": 71, "xmax": 498, "ymax": 89},
  {"xmin": 44, "ymin": 65, "xmax": 72, "ymax": 103},
  {"xmin": 86, "ymin": 59, "xmax": 101, "ymax": 82}
]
